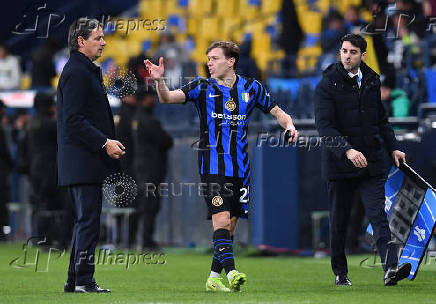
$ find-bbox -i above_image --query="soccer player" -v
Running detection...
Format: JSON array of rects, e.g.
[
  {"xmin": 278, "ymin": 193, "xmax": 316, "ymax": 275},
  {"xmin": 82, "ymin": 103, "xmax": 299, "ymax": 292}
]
[{"xmin": 144, "ymin": 41, "xmax": 299, "ymax": 292}]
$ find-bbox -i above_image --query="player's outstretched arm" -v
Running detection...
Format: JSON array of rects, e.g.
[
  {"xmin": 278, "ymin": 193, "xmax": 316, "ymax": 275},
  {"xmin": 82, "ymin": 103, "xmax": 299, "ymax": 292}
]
[
  {"xmin": 270, "ymin": 105, "xmax": 299, "ymax": 143},
  {"xmin": 144, "ymin": 57, "xmax": 186, "ymax": 104}
]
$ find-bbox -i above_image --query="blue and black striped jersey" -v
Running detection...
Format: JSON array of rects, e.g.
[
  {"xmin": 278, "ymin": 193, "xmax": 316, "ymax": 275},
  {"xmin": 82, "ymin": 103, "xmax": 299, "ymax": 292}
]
[{"xmin": 180, "ymin": 75, "xmax": 276, "ymax": 185}]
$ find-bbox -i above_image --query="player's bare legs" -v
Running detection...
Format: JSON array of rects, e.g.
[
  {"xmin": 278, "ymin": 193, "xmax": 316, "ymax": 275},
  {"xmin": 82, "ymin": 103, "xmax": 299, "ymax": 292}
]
[
  {"xmin": 212, "ymin": 211, "xmax": 231, "ymax": 231},
  {"xmin": 230, "ymin": 216, "xmax": 238, "ymax": 236}
]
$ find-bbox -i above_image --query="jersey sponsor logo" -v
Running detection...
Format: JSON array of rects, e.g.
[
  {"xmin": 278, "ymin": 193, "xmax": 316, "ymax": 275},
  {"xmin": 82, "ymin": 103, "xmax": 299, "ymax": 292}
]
[
  {"xmin": 209, "ymin": 93, "xmax": 221, "ymax": 98},
  {"xmin": 225, "ymin": 99, "xmax": 236, "ymax": 111},
  {"xmin": 212, "ymin": 195, "xmax": 223, "ymax": 207},
  {"xmin": 211, "ymin": 112, "xmax": 246, "ymax": 121}
]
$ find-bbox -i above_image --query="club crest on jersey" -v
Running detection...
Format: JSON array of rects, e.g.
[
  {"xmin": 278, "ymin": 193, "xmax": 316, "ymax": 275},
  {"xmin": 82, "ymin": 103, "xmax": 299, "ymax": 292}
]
[
  {"xmin": 225, "ymin": 99, "xmax": 236, "ymax": 112},
  {"xmin": 212, "ymin": 195, "xmax": 223, "ymax": 207},
  {"xmin": 241, "ymin": 92, "xmax": 250, "ymax": 102}
]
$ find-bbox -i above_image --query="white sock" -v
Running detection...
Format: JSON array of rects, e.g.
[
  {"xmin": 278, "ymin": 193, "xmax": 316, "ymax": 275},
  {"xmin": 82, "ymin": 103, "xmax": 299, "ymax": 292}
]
[
  {"xmin": 209, "ymin": 271, "xmax": 221, "ymax": 278},
  {"xmin": 227, "ymin": 270, "xmax": 237, "ymax": 281}
]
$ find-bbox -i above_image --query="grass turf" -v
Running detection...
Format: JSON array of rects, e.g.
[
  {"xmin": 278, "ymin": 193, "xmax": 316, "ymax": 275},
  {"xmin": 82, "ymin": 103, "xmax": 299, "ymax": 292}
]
[{"xmin": 0, "ymin": 243, "xmax": 435, "ymax": 304}]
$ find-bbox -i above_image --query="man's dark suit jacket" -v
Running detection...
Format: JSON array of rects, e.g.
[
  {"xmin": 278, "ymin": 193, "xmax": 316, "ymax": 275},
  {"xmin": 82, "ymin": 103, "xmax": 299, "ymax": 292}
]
[
  {"xmin": 56, "ymin": 51, "xmax": 120, "ymax": 186},
  {"xmin": 314, "ymin": 61, "xmax": 397, "ymax": 181}
]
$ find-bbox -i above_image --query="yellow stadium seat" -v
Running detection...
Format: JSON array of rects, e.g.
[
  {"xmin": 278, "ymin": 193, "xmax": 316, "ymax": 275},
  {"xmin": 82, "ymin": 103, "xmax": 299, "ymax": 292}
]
[
  {"xmin": 126, "ymin": 40, "xmax": 142, "ymax": 57},
  {"xmin": 175, "ymin": 33, "xmax": 188, "ymax": 44},
  {"xmin": 339, "ymin": 0, "xmax": 362, "ymax": 13},
  {"xmin": 254, "ymin": 53, "xmax": 270, "ymax": 72},
  {"xmin": 113, "ymin": 54, "xmax": 129, "ymax": 65},
  {"xmin": 298, "ymin": 46, "xmax": 322, "ymax": 57},
  {"xmin": 293, "ymin": 0, "xmax": 307, "ymax": 6},
  {"xmin": 230, "ymin": 30, "xmax": 244, "ymax": 44},
  {"xmin": 361, "ymin": 10, "xmax": 372, "ymax": 22},
  {"xmin": 238, "ymin": 0, "xmax": 259, "ymax": 20},
  {"xmin": 50, "ymin": 75, "xmax": 59, "ymax": 89},
  {"xmin": 126, "ymin": 27, "xmax": 153, "ymax": 42},
  {"xmin": 242, "ymin": 22, "xmax": 263, "ymax": 38},
  {"xmin": 296, "ymin": 55, "xmax": 307, "ymax": 72},
  {"xmin": 364, "ymin": 35, "xmax": 380, "ymax": 75},
  {"xmin": 296, "ymin": 54, "xmax": 318, "ymax": 73},
  {"xmin": 317, "ymin": 0, "xmax": 331, "ymax": 14},
  {"xmin": 199, "ymin": 17, "xmax": 221, "ymax": 41},
  {"xmin": 261, "ymin": 0, "xmax": 282, "ymax": 14},
  {"xmin": 188, "ymin": 0, "xmax": 213, "ymax": 16},
  {"xmin": 186, "ymin": 17, "xmax": 198, "ymax": 35},
  {"xmin": 20, "ymin": 74, "xmax": 32, "ymax": 90},
  {"xmin": 299, "ymin": 11, "xmax": 321, "ymax": 34},
  {"xmin": 166, "ymin": 0, "xmax": 186, "ymax": 15},
  {"xmin": 190, "ymin": 39, "xmax": 208, "ymax": 63},
  {"xmin": 140, "ymin": 0, "xmax": 164, "ymax": 18},
  {"xmin": 220, "ymin": 17, "xmax": 241, "ymax": 40},
  {"xmin": 217, "ymin": 0, "xmax": 236, "ymax": 17},
  {"xmin": 252, "ymin": 33, "xmax": 271, "ymax": 58}
]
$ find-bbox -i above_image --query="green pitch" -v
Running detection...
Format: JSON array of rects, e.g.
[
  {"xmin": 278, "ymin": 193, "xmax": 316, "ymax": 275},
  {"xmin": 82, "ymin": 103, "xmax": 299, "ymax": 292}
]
[{"xmin": 1, "ymin": 243, "xmax": 435, "ymax": 304}]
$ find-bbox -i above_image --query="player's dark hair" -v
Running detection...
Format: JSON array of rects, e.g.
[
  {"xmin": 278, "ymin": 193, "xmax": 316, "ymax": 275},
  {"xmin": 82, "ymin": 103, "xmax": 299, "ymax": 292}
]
[
  {"xmin": 206, "ymin": 41, "xmax": 240, "ymax": 70},
  {"xmin": 68, "ymin": 18, "xmax": 101, "ymax": 52},
  {"xmin": 340, "ymin": 33, "xmax": 367, "ymax": 53}
]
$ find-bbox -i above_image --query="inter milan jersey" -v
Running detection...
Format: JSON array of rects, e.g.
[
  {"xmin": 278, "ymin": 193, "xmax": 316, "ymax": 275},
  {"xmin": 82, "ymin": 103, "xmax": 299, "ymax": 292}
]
[{"xmin": 180, "ymin": 75, "xmax": 276, "ymax": 185}]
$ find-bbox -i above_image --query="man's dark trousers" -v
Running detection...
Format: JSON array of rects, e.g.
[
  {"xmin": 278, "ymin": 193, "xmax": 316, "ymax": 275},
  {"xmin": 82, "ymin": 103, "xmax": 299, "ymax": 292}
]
[
  {"xmin": 328, "ymin": 175, "xmax": 398, "ymax": 275},
  {"xmin": 67, "ymin": 184, "xmax": 102, "ymax": 286}
]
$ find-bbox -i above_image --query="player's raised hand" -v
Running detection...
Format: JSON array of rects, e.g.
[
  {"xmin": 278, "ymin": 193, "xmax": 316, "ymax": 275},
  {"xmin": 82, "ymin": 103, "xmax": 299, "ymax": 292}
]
[{"xmin": 144, "ymin": 57, "xmax": 165, "ymax": 81}]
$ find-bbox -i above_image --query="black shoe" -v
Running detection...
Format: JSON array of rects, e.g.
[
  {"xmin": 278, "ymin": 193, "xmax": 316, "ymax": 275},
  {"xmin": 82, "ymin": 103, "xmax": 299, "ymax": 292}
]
[
  {"xmin": 63, "ymin": 282, "xmax": 75, "ymax": 293},
  {"xmin": 384, "ymin": 263, "xmax": 411, "ymax": 286},
  {"xmin": 74, "ymin": 282, "xmax": 111, "ymax": 293},
  {"xmin": 335, "ymin": 275, "xmax": 352, "ymax": 286}
]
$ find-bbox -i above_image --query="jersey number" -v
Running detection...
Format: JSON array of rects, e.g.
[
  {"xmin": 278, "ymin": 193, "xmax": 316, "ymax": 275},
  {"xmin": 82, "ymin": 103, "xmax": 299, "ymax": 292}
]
[{"xmin": 239, "ymin": 187, "xmax": 249, "ymax": 203}]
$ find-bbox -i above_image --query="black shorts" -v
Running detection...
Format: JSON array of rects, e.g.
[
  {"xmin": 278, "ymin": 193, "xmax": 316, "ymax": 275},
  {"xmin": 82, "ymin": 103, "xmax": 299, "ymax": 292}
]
[{"xmin": 200, "ymin": 174, "xmax": 250, "ymax": 219}]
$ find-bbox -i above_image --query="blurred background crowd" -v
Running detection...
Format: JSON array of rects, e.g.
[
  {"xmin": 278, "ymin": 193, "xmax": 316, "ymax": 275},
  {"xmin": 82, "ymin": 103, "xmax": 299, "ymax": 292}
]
[{"xmin": 0, "ymin": 0, "xmax": 435, "ymax": 252}]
